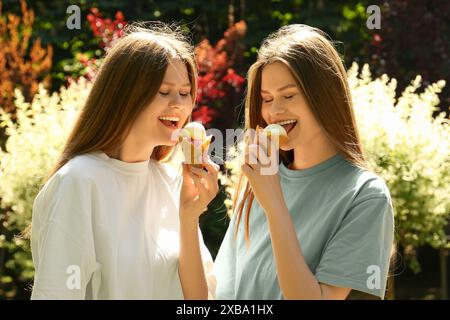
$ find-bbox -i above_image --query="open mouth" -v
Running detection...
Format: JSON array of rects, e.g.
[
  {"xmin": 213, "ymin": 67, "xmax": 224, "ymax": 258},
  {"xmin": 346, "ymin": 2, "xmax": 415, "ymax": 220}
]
[
  {"xmin": 159, "ymin": 116, "xmax": 180, "ymax": 129},
  {"xmin": 274, "ymin": 119, "xmax": 298, "ymax": 134}
]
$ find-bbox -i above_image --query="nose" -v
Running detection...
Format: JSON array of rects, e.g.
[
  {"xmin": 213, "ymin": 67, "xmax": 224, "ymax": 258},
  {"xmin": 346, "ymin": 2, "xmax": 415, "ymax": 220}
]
[
  {"xmin": 169, "ymin": 94, "xmax": 184, "ymax": 109},
  {"xmin": 170, "ymin": 103, "xmax": 182, "ymax": 110},
  {"xmin": 270, "ymin": 99, "xmax": 286, "ymax": 116}
]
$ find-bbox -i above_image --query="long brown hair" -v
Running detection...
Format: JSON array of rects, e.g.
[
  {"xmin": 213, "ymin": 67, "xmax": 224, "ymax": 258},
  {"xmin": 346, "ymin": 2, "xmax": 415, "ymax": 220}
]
[
  {"xmin": 45, "ymin": 22, "xmax": 197, "ymax": 183},
  {"xmin": 233, "ymin": 24, "xmax": 368, "ymax": 244}
]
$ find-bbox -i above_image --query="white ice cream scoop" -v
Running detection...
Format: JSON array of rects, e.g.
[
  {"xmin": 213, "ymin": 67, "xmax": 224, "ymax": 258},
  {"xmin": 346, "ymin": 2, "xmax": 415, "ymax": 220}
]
[{"xmin": 177, "ymin": 122, "xmax": 212, "ymax": 167}]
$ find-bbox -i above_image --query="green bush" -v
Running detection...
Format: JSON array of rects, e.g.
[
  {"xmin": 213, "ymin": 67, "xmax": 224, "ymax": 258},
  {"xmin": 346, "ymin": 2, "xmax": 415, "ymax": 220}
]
[
  {"xmin": 0, "ymin": 64, "xmax": 448, "ymax": 298},
  {"xmin": 221, "ymin": 63, "xmax": 450, "ymax": 274},
  {"xmin": 349, "ymin": 63, "xmax": 450, "ymax": 272},
  {"xmin": 0, "ymin": 79, "xmax": 91, "ymax": 298}
]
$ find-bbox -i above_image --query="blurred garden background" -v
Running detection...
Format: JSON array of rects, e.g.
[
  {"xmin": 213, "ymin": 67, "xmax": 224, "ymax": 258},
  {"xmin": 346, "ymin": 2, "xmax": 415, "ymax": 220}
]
[{"xmin": 0, "ymin": 0, "xmax": 449, "ymax": 300}]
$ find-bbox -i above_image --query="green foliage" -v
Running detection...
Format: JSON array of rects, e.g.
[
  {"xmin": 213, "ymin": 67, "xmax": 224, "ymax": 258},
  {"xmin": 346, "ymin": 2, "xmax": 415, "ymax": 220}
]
[
  {"xmin": 221, "ymin": 64, "xmax": 450, "ymax": 274},
  {"xmin": 349, "ymin": 64, "xmax": 450, "ymax": 272},
  {"xmin": 0, "ymin": 79, "xmax": 91, "ymax": 298},
  {"xmin": 1, "ymin": 0, "xmax": 449, "ymax": 300}
]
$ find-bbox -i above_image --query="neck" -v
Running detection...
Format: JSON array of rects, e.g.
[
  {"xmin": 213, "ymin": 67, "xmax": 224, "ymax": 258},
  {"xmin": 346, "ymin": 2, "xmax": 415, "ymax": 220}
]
[
  {"xmin": 106, "ymin": 133, "xmax": 155, "ymax": 163},
  {"xmin": 291, "ymin": 132, "xmax": 338, "ymax": 170}
]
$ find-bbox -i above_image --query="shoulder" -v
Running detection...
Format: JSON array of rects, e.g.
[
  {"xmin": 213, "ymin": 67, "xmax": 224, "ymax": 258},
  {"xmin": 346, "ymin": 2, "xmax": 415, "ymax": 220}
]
[
  {"xmin": 324, "ymin": 165, "xmax": 395, "ymax": 244},
  {"xmin": 32, "ymin": 155, "xmax": 98, "ymax": 229},
  {"xmin": 62, "ymin": 153, "xmax": 108, "ymax": 179},
  {"xmin": 36, "ymin": 154, "xmax": 99, "ymax": 204},
  {"xmin": 352, "ymin": 168, "xmax": 391, "ymax": 204},
  {"xmin": 339, "ymin": 165, "xmax": 394, "ymax": 227},
  {"xmin": 329, "ymin": 161, "xmax": 393, "ymax": 220},
  {"xmin": 333, "ymin": 160, "xmax": 391, "ymax": 201},
  {"xmin": 53, "ymin": 154, "xmax": 99, "ymax": 188}
]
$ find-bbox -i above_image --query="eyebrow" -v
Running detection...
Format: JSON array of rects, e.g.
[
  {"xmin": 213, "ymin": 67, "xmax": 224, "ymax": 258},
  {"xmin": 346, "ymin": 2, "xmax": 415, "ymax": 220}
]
[
  {"xmin": 261, "ymin": 84, "xmax": 297, "ymax": 94},
  {"xmin": 161, "ymin": 82, "xmax": 191, "ymax": 87}
]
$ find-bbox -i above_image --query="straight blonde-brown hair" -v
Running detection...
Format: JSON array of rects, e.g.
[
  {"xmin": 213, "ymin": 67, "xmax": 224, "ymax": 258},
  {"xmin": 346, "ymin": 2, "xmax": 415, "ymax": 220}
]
[
  {"xmin": 22, "ymin": 23, "xmax": 197, "ymax": 239},
  {"xmin": 233, "ymin": 24, "xmax": 368, "ymax": 244},
  {"xmin": 45, "ymin": 22, "xmax": 197, "ymax": 183}
]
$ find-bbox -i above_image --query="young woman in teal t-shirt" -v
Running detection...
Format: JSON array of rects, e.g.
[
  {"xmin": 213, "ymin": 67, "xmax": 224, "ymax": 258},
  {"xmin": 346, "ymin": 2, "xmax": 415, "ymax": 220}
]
[{"xmin": 214, "ymin": 25, "xmax": 394, "ymax": 300}]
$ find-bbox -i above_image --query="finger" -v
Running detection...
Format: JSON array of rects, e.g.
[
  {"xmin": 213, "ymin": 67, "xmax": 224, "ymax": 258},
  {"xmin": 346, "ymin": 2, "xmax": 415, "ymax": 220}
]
[
  {"xmin": 191, "ymin": 167, "xmax": 218, "ymax": 197},
  {"xmin": 255, "ymin": 132, "xmax": 275, "ymax": 167},
  {"xmin": 190, "ymin": 171, "xmax": 209, "ymax": 203},
  {"xmin": 265, "ymin": 134, "xmax": 281, "ymax": 157},
  {"xmin": 265, "ymin": 135, "xmax": 275, "ymax": 158},
  {"xmin": 190, "ymin": 167, "xmax": 211, "ymax": 187},
  {"xmin": 243, "ymin": 144, "xmax": 252, "ymax": 169},
  {"xmin": 201, "ymin": 163, "xmax": 219, "ymax": 195},
  {"xmin": 204, "ymin": 155, "xmax": 220, "ymax": 171},
  {"xmin": 252, "ymin": 127, "xmax": 258, "ymax": 145},
  {"xmin": 254, "ymin": 128, "xmax": 270, "ymax": 162},
  {"xmin": 253, "ymin": 129, "xmax": 259, "ymax": 160},
  {"xmin": 244, "ymin": 145, "xmax": 260, "ymax": 172},
  {"xmin": 203, "ymin": 156, "xmax": 220, "ymax": 180},
  {"xmin": 245, "ymin": 128, "xmax": 256, "ymax": 146},
  {"xmin": 247, "ymin": 144, "xmax": 261, "ymax": 170},
  {"xmin": 256, "ymin": 139, "xmax": 271, "ymax": 166}
]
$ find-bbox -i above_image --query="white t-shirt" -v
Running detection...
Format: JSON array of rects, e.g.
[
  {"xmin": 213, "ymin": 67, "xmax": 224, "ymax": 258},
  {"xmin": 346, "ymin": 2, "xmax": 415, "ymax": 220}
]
[{"xmin": 30, "ymin": 151, "xmax": 215, "ymax": 299}]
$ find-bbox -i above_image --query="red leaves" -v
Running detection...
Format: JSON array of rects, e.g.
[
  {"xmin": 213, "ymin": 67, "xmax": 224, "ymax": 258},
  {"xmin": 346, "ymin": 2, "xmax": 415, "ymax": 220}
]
[
  {"xmin": 87, "ymin": 8, "xmax": 127, "ymax": 49},
  {"xmin": 192, "ymin": 105, "xmax": 218, "ymax": 125},
  {"xmin": 222, "ymin": 69, "xmax": 245, "ymax": 89},
  {"xmin": 194, "ymin": 21, "xmax": 247, "ymax": 127}
]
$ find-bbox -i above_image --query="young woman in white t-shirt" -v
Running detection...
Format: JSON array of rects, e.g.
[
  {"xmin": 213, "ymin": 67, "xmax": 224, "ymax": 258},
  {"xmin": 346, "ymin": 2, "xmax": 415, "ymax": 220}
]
[{"xmin": 30, "ymin": 24, "xmax": 219, "ymax": 299}]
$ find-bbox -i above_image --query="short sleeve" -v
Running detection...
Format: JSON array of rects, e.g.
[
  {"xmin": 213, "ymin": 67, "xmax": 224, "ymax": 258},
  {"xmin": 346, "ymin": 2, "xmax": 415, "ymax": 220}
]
[
  {"xmin": 30, "ymin": 172, "xmax": 97, "ymax": 299},
  {"xmin": 315, "ymin": 196, "xmax": 394, "ymax": 299}
]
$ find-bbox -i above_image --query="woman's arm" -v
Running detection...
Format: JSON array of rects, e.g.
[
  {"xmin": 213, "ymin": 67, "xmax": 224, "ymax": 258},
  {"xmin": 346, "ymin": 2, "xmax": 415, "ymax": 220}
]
[
  {"xmin": 241, "ymin": 141, "xmax": 350, "ymax": 300},
  {"xmin": 264, "ymin": 198, "xmax": 351, "ymax": 300},
  {"xmin": 178, "ymin": 159, "xmax": 219, "ymax": 299},
  {"xmin": 178, "ymin": 216, "xmax": 208, "ymax": 299}
]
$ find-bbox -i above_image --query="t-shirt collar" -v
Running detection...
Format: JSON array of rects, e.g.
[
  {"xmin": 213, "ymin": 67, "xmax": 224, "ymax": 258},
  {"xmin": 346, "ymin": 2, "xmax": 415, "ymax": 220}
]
[{"xmin": 279, "ymin": 153, "xmax": 345, "ymax": 178}]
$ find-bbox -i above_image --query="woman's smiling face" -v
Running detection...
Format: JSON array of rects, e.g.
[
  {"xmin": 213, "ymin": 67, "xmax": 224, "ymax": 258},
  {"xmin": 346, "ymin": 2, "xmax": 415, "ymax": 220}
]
[
  {"xmin": 131, "ymin": 58, "xmax": 194, "ymax": 147},
  {"xmin": 260, "ymin": 61, "xmax": 323, "ymax": 151}
]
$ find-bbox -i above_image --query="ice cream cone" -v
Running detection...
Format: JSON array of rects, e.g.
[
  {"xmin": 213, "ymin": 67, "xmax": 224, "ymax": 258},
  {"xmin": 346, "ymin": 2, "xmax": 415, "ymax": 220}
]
[
  {"xmin": 253, "ymin": 124, "xmax": 288, "ymax": 157},
  {"xmin": 177, "ymin": 122, "xmax": 212, "ymax": 168}
]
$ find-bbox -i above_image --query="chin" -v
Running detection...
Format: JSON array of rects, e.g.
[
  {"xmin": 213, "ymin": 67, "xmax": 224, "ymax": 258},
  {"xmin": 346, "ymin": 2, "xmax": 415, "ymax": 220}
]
[
  {"xmin": 280, "ymin": 144, "xmax": 292, "ymax": 151},
  {"xmin": 280, "ymin": 136, "xmax": 301, "ymax": 151},
  {"xmin": 280, "ymin": 137, "xmax": 295, "ymax": 151},
  {"xmin": 280, "ymin": 144, "xmax": 294, "ymax": 152}
]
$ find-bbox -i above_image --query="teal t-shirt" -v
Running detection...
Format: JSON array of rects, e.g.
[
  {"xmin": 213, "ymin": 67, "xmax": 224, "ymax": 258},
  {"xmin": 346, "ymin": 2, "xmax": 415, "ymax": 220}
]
[{"xmin": 214, "ymin": 154, "xmax": 394, "ymax": 299}]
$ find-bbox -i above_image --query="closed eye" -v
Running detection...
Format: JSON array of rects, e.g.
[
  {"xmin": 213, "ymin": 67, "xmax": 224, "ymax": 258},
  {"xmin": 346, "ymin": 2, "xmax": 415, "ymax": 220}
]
[
  {"xmin": 180, "ymin": 92, "xmax": 191, "ymax": 97},
  {"xmin": 159, "ymin": 91, "xmax": 169, "ymax": 96},
  {"xmin": 262, "ymin": 94, "xmax": 295, "ymax": 103},
  {"xmin": 262, "ymin": 96, "xmax": 273, "ymax": 103}
]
